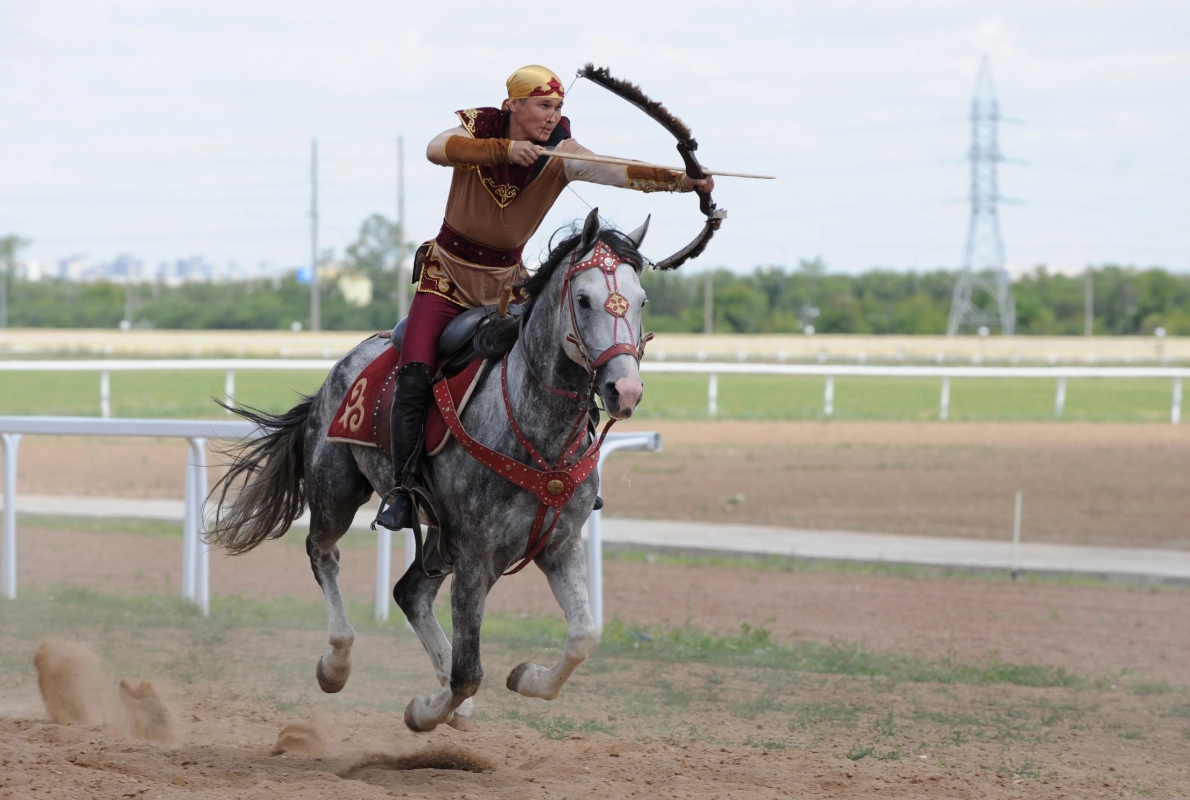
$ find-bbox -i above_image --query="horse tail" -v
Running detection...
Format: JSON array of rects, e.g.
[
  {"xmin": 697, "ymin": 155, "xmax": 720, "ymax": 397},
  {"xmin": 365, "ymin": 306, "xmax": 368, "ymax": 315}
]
[{"xmin": 205, "ymin": 396, "xmax": 314, "ymax": 555}]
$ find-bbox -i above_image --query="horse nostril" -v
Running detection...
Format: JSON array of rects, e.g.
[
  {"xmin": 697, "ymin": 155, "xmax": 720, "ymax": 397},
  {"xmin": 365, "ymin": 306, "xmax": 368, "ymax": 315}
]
[{"xmin": 604, "ymin": 381, "xmax": 619, "ymax": 398}]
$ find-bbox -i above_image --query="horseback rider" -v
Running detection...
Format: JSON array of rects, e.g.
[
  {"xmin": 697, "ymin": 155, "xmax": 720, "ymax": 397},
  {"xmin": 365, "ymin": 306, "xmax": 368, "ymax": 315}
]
[{"xmin": 376, "ymin": 64, "xmax": 714, "ymax": 531}]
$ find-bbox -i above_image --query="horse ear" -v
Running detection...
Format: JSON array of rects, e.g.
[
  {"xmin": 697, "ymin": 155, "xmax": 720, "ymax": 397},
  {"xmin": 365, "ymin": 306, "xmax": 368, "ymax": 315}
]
[
  {"xmin": 626, "ymin": 214, "xmax": 651, "ymax": 248},
  {"xmin": 580, "ymin": 207, "xmax": 600, "ymax": 251}
]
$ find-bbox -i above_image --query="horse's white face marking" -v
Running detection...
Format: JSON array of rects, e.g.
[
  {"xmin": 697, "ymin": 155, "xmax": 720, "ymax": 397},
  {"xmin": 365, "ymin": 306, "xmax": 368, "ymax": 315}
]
[{"xmin": 564, "ymin": 259, "xmax": 647, "ymax": 419}]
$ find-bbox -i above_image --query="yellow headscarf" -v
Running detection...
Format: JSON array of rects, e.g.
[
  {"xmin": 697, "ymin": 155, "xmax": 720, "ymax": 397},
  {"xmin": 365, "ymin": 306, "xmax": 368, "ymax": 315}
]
[{"xmin": 502, "ymin": 65, "xmax": 565, "ymax": 110}]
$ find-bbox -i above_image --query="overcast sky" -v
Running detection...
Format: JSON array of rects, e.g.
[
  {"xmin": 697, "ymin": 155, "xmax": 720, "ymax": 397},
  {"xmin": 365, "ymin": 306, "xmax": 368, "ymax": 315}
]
[{"xmin": 2, "ymin": 1, "xmax": 1187, "ymax": 276}]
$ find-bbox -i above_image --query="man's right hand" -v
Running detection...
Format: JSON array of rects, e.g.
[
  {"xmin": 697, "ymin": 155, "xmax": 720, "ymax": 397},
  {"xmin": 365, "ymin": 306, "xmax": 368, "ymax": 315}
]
[{"xmin": 509, "ymin": 141, "xmax": 545, "ymax": 166}]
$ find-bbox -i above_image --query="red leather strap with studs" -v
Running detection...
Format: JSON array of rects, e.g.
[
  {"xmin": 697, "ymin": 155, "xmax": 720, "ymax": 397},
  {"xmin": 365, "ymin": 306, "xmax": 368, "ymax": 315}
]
[{"xmin": 433, "ymin": 366, "xmax": 611, "ymax": 574}]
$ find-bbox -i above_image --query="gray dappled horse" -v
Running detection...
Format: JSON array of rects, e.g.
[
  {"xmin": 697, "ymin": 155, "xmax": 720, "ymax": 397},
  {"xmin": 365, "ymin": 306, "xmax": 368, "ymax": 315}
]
[{"xmin": 205, "ymin": 209, "xmax": 650, "ymax": 732}]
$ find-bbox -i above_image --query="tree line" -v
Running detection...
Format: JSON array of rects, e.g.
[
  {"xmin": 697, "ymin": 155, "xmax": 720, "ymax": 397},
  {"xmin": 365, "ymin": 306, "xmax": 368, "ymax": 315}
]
[
  {"xmin": 1, "ymin": 218, "xmax": 1187, "ymax": 335},
  {"xmin": 645, "ymin": 260, "xmax": 1190, "ymax": 336}
]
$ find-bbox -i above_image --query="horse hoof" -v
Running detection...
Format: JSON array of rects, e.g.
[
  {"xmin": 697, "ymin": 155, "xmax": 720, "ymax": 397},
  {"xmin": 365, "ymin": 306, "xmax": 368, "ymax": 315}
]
[
  {"xmin": 316, "ymin": 655, "xmax": 348, "ymax": 694},
  {"xmin": 506, "ymin": 662, "xmax": 531, "ymax": 693},
  {"xmin": 447, "ymin": 712, "xmax": 474, "ymax": 732},
  {"xmin": 404, "ymin": 699, "xmax": 438, "ymax": 733}
]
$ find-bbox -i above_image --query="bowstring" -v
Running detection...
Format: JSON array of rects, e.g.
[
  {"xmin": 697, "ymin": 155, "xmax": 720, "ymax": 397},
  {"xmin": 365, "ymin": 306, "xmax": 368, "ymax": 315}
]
[{"xmin": 560, "ymin": 74, "xmax": 612, "ymax": 228}]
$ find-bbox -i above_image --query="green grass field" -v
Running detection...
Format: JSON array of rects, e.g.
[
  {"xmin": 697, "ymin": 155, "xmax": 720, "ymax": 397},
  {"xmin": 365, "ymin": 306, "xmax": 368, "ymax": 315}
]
[{"xmin": 0, "ymin": 369, "xmax": 1178, "ymax": 422}]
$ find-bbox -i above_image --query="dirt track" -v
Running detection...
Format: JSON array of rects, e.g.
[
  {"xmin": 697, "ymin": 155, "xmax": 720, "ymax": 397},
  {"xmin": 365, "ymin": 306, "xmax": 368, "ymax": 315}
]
[
  {"xmin": 3, "ymin": 574, "xmax": 1190, "ymax": 799},
  {"xmin": 4, "ymin": 420, "xmax": 1190, "ymax": 796},
  {"xmin": 13, "ymin": 524, "xmax": 1190, "ymax": 684},
  {"xmin": 3, "ymin": 519, "xmax": 1190, "ymax": 797}
]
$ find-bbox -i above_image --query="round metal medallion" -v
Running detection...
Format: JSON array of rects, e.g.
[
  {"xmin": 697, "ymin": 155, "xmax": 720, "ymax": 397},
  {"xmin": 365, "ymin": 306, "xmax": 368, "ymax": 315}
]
[
  {"xmin": 603, "ymin": 256, "xmax": 616, "ymax": 267},
  {"xmin": 604, "ymin": 292, "xmax": 630, "ymax": 317},
  {"xmin": 546, "ymin": 479, "xmax": 565, "ymax": 496}
]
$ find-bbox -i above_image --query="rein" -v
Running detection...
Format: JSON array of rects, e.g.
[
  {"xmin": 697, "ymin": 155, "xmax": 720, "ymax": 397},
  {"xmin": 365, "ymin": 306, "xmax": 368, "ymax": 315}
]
[{"xmin": 435, "ymin": 238, "xmax": 649, "ymax": 574}]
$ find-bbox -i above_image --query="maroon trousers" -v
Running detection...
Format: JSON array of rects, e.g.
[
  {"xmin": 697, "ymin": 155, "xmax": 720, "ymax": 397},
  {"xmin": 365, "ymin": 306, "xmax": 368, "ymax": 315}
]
[{"xmin": 396, "ymin": 291, "xmax": 465, "ymax": 370}]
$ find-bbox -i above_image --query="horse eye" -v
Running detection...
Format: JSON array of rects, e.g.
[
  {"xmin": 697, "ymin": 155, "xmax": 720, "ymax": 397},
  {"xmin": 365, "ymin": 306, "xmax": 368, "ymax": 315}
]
[{"xmin": 577, "ymin": 295, "xmax": 592, "ymax": 309}]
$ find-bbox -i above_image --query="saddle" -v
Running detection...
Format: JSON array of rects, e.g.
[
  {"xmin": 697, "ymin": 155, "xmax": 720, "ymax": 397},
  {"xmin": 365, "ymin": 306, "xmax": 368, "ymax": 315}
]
[
  {"xmin": 326, "ymin": 306, "xmax": 523, "ymax": 577},
  {"xmin": 326, "ymin": 304, "xmax": 523, "ymax": 457}
]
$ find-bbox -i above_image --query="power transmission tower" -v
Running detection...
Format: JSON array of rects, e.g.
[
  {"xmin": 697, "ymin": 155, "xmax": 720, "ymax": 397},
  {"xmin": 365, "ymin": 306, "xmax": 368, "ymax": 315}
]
[
  {"xmin": 947, "ymin": 56, "xmax": 1015, "ymax": 336},
  {"xmin": 309, "ymin": 139, "xmax": 321, "ymax": 332}
]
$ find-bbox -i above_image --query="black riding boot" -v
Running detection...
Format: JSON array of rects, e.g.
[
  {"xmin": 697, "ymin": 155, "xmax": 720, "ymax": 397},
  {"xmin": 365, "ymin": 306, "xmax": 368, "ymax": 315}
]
[{"xmin": 376, "ymin": 362, "xmax": 432, "ymax": 531}]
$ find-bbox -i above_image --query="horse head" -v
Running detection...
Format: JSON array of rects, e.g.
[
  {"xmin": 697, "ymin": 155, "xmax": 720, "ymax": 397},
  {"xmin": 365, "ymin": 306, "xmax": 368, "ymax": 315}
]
[{"xmin": 558, "ymin": 208, "xmax": 649, "ymax": 419}]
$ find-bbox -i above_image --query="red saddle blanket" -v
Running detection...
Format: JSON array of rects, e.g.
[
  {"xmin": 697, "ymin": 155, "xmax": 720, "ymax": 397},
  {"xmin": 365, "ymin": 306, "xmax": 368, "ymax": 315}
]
[{"xmin": 326, "ymin": 343, "xmax": 484, "ymax": 458}]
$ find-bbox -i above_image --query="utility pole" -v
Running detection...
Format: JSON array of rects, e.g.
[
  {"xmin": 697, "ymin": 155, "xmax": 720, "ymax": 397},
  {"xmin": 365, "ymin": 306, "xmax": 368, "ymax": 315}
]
[
  {"xmin": 0, "ymin": 257, "xmax": 7, "ymax": 330},
  {"xmin": 0, "ymin": 235, "xmax": 24, "ymax": 330},
  {"xmin": 396, "ymin": 136, "xmax": 408, "ymax": 318},
  {"xmin": 703, "ymin": 271, "xmax": 714, "ymax": 334},
  {"xmin": 947, "ymin": 56, "xmax": 1015, "ymax": 336},
  {"xmin": 309, "ymin": 139, "xmax": 320, "ymax": 332},
  {"xmin": 1084, "ymin": 268, "xmax": 1093, "ymax": 336}
]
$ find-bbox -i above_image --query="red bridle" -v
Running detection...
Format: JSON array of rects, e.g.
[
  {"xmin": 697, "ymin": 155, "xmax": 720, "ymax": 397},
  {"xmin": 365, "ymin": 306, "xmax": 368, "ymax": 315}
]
[{"xmin": 560, "ymin": 240, "xmax": 652, "ymax": 373}]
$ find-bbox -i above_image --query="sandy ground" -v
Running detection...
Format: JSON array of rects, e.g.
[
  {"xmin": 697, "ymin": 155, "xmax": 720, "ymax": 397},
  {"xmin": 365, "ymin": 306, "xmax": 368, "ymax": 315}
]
[
  {"xmin": 2, "ymin": 561, "xmax": 1189, "ymax": 799},
  {"xmin": 13, "ymin": 523, "xmax": 1190, "ymax": 685},
  {"xmin": 10, "ymin": 420, "xmax": 1190, "ymax": 548},
  {"xmin": 3, "ymin": 420, "xmax": 1189, "ymax": 797}
]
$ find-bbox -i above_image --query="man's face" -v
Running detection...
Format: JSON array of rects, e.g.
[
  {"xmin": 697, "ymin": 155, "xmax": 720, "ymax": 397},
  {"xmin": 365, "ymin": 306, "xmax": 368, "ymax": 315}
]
[{"xmin": 510, "ymin": 97, "xmax": 563, "ymax": 142}]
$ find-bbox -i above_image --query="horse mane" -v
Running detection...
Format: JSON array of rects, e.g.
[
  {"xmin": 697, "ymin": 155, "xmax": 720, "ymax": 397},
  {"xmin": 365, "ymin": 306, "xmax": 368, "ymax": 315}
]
[
  {"xmin": 470, "ymin": 223, "xmax": 645, "ymax": 360},
  {"xmin": 518, "ymin": 225, "xmax": 645, "ymax": 320}
]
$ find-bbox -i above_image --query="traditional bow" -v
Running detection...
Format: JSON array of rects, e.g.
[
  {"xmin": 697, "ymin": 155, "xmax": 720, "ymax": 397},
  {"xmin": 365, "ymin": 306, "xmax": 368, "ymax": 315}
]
[{"xmin": 576, "ymin": 64, "xmax": 728, "ymax": 270}]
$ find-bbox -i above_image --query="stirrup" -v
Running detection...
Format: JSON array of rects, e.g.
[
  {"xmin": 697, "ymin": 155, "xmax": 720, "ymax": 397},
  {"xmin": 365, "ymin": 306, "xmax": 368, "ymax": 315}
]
[{"xmin": 375, "ymin": 490, "xmax": 414, "ymax": 531}]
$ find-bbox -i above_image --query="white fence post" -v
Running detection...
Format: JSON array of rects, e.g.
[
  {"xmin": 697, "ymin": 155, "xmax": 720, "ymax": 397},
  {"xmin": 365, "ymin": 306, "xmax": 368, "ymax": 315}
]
[
  {"xmin": 100, "ymin": 371, "xmax": 111, "ymax": 418},
  {"xmin": 1055, "ymin": 378, "xmax": 1067, "ymax": 418},
  {"xmin": 224, "ymin": 370, "xmax": 236, "ymax": 413},
  {"xmin": 823, "ymin": 376, "xmax": 835, "ymax": 418},
  {"xmin": 182, "ymin": 452, "xmax": 196, "ymax": 601},
  {"xmin": 585, "ymin": 432, "xmax": 663, "ymax": 634},
  {"xmin": 374, "ymin": 526, "xmax": 391, "ymax": 621},
  {"xmin": 1173, "ymin": 378, "xmax": 1182, "ymax": 425},
  {"xmin": 939, "ymin": 378, "xmax": 950, "ymax": 421},
  {"xmin": 2, "ymin": 433, "xmax": 21, "ymax": 600},
  {"xmin": 188, "ymin": 437, "xmax": 210, "ymax": 616},
  {"xmin": 587, "ymin": 504, "xmax": 604, "ymax": 634},
  {"xmin": 707, "ymin": 373, "xmax": 718, "ymax": 417}
]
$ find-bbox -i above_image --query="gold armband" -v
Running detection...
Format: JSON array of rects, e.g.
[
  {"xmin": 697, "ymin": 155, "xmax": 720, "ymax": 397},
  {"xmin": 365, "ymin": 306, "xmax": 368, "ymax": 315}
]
[
  {"xmin": 625, "ymin": 164, "xmax": 687, "ymax": 193},
  {"xmin": 444, "ymin": 135, "xmax": 513, "ymax": 167}
]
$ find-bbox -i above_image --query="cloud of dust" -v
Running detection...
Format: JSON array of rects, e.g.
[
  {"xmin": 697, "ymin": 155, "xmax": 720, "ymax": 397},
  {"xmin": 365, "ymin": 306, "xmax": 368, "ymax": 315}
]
[
  {"xmin": 118, "ymin": 679, "xmax": 184, "ymax": 747},
  {"xmin": 272, "ymin": 714, "xmax": 332, "ymax": 757},
  {"xmin": 32, "ymin": 639, "xmax": 185, "ymax": 747}
]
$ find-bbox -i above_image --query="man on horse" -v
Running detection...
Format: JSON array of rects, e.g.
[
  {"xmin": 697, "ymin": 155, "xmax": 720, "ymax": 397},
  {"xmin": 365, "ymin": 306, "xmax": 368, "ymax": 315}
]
[{"xmin": 377, "ymin": 64, "xmax": 714, "ymax": 531}]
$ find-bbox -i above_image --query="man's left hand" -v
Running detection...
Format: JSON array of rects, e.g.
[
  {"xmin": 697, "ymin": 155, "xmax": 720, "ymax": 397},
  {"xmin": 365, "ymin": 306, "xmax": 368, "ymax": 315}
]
[{"xmin": 681, "ymin": 174, "xmax": 715, "ymax": 193}]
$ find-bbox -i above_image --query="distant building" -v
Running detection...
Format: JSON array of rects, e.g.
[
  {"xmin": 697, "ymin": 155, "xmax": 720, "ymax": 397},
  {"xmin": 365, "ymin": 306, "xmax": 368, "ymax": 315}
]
[
  {"xmin": 337, "ymin": 272, "xmax": 373, "ymax": 307},
  {"xmin": 15, "ymin": 259, "xmax": 45, "ymax": 282}
]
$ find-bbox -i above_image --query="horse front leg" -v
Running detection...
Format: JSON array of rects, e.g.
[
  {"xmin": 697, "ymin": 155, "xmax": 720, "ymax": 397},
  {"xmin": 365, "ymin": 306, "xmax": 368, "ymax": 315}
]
[
  {"xmin": 403, "ymin": 562, "xmax": 489, "ymax": 732},
  {"xmin": 393, "ymin": 557, "xmax": 473, "ymax": 730},
  {"xmin": 507, "ymin": 533, "xmax": 599, "ymax": 701}
]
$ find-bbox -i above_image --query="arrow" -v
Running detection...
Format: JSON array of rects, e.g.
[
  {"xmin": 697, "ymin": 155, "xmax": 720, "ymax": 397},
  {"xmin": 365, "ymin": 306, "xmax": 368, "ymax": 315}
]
[{"xmin": 540, "ymin": 148, "xmax": 774, "ymax": 180}]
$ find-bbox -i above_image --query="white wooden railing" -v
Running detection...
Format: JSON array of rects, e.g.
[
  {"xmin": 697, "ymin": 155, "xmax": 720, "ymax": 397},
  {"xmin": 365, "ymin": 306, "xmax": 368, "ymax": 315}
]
[
  {"xmin": 0, "ymin": 415, "xmax": 658, "ymax": 629},
  {"xmin": 0, "ymin": 359, "xmax": 1184, "ymax": 423}
]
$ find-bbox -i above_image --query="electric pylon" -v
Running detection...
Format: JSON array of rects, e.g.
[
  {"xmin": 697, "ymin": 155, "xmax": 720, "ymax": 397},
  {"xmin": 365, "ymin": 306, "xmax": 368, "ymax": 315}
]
[{"xmin": 947, "ymin": 56, "xmax": 1015, "ymax": 336}]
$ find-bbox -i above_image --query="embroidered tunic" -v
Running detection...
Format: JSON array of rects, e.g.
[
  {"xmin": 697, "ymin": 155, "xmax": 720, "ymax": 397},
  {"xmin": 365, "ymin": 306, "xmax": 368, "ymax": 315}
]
[{"xmin": 416, "ymin": 107, "xmax": 685, "ymax": 309}]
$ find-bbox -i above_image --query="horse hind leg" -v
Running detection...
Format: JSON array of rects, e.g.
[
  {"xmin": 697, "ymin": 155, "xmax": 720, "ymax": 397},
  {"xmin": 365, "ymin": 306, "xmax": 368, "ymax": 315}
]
[
  {"xmin": 392, "ymin": 556, "xmax": 474, "ymax": 730},
  {"xmin": 306, "ymin": 469, "xmax": 371, "ymax": 694},
  {"xmin": 507, "ymin": 535, "xmax": 599, "ymax": 701},
  {"xmin": 307, "ymin": 533, "xmax": 356, "ymax": 693}
]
